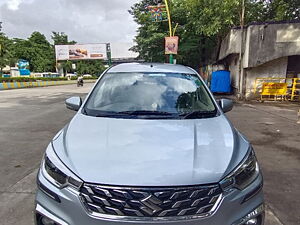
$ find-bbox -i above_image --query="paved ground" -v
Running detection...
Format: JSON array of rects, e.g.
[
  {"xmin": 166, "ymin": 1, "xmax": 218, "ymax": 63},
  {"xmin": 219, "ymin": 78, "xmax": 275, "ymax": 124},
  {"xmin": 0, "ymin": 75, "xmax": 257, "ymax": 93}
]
[
  {"xmin": 0, "ymin": 84, "xmax": 91, "ymax": 225},
  {"xmin": 227, "ymin": 101, "xmax": 300, "ymax": 225},
  {"xmin": 0, "ymin": 84, "xmax": 299, "ymax": 225}
]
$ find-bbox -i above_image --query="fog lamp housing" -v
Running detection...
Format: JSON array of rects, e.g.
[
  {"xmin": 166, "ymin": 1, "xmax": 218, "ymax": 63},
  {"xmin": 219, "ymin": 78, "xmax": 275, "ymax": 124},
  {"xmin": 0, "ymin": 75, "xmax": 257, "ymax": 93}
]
[
  {"xmin": 35, "ymin": 204, "xmax": 68, "ymax": 225},
  {"xmin": 245, "ymin": 218, "xmax": 258, "ymax": 224},
  {"xmin": 41, "ymin": 216, "xmax": 57, "ymax": 225},
  {"xmin": 36, "ymin": 213, "xmax": 59, "ymax": 225},
  {"xmin": 232, "ymin": 204, "xmax": 265, "ymax": 225}
]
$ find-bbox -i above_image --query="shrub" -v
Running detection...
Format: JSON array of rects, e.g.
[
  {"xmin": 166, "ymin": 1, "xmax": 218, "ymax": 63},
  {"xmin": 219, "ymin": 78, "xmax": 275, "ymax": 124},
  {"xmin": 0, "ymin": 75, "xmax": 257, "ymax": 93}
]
[
  {"xmin": 0, "ymin": 77, "xmax": 68, "ymax": 83},
  {"xmin": 0, "ymin": 76, "xmax": 97, "ymax": 83}
]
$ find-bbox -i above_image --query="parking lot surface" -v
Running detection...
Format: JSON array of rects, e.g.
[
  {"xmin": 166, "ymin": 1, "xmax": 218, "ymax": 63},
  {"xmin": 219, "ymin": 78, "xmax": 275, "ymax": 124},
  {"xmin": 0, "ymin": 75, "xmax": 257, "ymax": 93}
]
[{"xmin": 0, "ymin": 84, "xmax": 299, "ymax": 225}]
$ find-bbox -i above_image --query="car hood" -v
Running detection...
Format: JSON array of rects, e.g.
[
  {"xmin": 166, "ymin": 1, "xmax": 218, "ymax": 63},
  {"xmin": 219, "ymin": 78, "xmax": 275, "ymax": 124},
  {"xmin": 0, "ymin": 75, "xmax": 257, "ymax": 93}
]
[{"xmin": 53, "ymin": 114, "xmax": 249, "ymax": 186}]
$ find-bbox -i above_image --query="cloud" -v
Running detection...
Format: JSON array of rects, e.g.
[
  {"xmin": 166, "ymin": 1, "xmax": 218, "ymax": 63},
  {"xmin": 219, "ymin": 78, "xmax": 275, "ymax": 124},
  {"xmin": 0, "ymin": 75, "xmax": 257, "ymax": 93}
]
[
  {"xmin": 6, "ymin": 0, "xmax": 22, "ymax": 10},
  {"xmin": 0, "ymin": 0, "xmax": 139, "ymax": 43}
]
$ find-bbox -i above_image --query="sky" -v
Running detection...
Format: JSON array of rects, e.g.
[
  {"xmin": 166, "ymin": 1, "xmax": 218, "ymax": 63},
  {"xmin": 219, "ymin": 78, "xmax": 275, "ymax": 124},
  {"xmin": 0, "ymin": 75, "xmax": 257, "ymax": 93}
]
[{"xmin": 0, "ymin": 0, "xmax": 139, "ymax": 44}]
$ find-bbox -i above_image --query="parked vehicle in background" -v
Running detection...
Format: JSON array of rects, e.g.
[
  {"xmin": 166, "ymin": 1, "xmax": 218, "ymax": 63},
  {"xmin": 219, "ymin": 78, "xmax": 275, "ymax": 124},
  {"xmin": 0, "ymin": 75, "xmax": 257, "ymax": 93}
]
[
  {"xmin": 66, "ymin": 73, "xmax": 77, "ymax": 80},
  {"xmin": 35, "ymin": 63, "xmax": 264, "ymax": 225},
  {"xmin": 83, "ymin": 74, "xmax": 93, "ymax": 78},
  {"xmin": 32, "ymin": 73, "xmax": 61, "ymax": 78}
]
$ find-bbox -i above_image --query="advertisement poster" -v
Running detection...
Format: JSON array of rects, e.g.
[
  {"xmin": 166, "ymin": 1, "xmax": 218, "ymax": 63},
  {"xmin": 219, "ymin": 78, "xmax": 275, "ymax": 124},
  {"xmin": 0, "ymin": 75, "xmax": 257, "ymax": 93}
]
[
  {"xmin": 55, "ymin": 44, "xmax": 106, "ymax": 61},
  {"xmin": 165, "ymin": 36, "xmax": 179, "ymax": 55}
]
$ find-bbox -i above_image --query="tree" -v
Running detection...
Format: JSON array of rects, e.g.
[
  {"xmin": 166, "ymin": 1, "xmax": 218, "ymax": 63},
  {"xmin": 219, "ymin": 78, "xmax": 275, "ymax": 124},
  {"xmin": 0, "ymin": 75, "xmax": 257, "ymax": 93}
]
[
  {"xmin": 0, "ymin": 33, "xmax": 14, "ymax": 76},
  {"xmin": 130, "ymin": 0, "xmax": 300, "ymax": 69},
  {"xmin": 129, "ymin": 0, "xmax": 225, "ymax": 68},
  {"xmin": 258, "ymin": 0, "xmax": 300, "ymax": 21},
  {"xmin": 76, "ymin": 60, "xmax": 105, "ymax": 76},
  {"xmin": 51, "ymin": 32, "xmax": 76, "ymax": 45},
  {"xmin": 51, "ymin": 31, "xmax": 105, "ymax": 76},
  {"xmin": 12, "ymin": 32, "xmax": 55, "ymax": 72},
  {"xmin": 129, "ymin": 0, "xmax": 168, "ymax": 63},
  {"xmin": 51, "ymin": 31, "xmax": 77, "ymax": 75}
]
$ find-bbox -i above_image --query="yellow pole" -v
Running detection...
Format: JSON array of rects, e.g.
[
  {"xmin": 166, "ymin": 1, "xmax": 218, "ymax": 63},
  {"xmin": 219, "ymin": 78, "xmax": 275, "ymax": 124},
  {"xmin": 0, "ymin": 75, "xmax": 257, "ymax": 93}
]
[
  {"xmin": 291, "ymin": 78, "xmax": 296, "ymax": 101},
  {"xmin": 173, "ymin": 23, "xmax": 179, "ymax": 36},
  {"xmin": 164, "ymin": 0, "xmax": 172, "ymax": 37},
  {"xmin": 164, "ymin": 0, "xmax": 174, "ymax": 63}
]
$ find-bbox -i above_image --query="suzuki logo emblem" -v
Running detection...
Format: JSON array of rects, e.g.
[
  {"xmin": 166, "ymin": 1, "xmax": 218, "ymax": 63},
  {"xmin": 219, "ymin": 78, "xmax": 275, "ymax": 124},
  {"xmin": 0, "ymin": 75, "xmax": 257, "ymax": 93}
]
[{"xmin": 140, "ymin": 194, "xmax": 163, "ymax": 215}]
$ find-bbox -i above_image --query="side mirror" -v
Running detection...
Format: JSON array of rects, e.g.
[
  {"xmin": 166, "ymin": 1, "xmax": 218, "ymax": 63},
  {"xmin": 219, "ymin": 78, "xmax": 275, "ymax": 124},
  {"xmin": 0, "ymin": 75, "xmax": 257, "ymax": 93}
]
[
  {"xmin": 66, "ymin": 96, "xmax": 82, "ymax": 111},
  {"xmin": 219, "ymin": 99, "xmax": 233, "ymax": 113}
]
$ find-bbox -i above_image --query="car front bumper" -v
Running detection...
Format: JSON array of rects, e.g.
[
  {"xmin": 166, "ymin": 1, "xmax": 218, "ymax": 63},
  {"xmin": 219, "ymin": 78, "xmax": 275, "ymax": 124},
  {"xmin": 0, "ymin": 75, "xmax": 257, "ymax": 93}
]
[{"xmin": 35, "ymin": 170, "xmax": 264, "ymax": 225}]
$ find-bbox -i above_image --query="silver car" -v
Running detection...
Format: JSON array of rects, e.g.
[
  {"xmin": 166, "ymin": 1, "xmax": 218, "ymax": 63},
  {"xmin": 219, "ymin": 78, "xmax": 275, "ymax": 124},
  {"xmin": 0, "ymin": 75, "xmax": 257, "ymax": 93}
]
[{"xmin": 35, "ymin": 63, "xmax": 264, "ymax": 225}]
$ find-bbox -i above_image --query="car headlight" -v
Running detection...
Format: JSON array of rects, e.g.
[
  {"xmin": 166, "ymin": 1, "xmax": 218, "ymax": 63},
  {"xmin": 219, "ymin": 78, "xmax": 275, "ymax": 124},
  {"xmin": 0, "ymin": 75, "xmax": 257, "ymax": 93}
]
[
  {"xmin": 41, "ymin": 144, "xmax": 83, "ymax": 189},
  {"xmin": 220, "ymin": 147, "xmax": 260, "ymax": 191}
]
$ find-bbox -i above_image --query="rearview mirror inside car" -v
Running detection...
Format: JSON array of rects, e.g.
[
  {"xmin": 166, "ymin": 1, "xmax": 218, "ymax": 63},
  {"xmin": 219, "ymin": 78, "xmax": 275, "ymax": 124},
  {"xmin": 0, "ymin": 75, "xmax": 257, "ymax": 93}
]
[{"xmin": 66, "ymin": 96, "xmax": 82, "ymax": 111}]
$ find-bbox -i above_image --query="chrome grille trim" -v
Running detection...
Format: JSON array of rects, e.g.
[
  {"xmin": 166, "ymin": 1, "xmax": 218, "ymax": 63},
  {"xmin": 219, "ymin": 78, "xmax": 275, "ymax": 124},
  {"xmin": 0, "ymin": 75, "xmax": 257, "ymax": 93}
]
[{"xmin": 79, "ymin": 184, "xmax": 223, "ymax": 221}]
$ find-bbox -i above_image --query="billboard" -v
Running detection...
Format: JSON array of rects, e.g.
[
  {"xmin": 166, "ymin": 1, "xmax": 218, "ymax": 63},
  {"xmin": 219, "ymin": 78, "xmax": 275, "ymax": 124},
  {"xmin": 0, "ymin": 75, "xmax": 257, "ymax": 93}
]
[
  {"xmin": 55, "ymin": 44, "xmax": 107, "ymax": 61},
  {"xmin": 165, "ymin": 36, "xmax": 179, "ymax": 55}
]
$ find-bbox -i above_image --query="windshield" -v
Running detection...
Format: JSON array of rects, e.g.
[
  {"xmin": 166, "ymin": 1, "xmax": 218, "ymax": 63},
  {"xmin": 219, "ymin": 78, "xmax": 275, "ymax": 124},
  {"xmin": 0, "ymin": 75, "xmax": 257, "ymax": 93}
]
[{"xmin": 84, "ymin": 72, "xmax": 217, "ymax": 119}]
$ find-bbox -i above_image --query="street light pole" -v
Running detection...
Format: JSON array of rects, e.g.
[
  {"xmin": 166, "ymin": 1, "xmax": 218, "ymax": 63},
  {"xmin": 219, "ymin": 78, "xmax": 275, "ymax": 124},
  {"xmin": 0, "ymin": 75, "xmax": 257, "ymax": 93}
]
[
  {"xmin": 0, "ymin": 22, "xmax": 3, "ymax": 77},
  {"xmin": 0, "ymin": 22, "xmax": 2, "ymax": 53},
  {"xmin": 164, "ymin": 0, "xmax": 174, "ymax": 64},
  {"xmin": 238, "ymin": 0, "xmax": 245, "ymax": 99},
  {"xmin": 106, "ymin": 43, "xmax": 112, "ymax": 67}
]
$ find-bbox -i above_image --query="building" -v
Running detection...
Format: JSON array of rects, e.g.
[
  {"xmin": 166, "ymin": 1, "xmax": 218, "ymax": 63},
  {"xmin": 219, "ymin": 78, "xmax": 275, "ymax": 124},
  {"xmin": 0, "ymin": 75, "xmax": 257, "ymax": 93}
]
[
  {"xmin": 2, "ymin": 65, "xmax": 22, "ymax": 77},
  {"xmin": 217, "ymin": 21, "xmax": 300, "ymax": 98}
]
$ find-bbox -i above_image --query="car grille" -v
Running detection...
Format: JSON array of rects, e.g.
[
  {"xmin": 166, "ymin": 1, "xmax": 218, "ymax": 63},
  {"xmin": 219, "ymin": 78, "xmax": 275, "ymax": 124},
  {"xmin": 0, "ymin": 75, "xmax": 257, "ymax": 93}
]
[{"xmin": 80, "ymin": 183, "xmax": 222, "ymax": 219}]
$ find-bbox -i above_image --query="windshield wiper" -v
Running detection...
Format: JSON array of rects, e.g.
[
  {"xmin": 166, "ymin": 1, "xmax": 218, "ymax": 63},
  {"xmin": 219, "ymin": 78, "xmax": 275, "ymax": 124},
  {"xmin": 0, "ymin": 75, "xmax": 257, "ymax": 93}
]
[
  {"xmin": 90, "ymin": 110, "xmax": 176, "ymax": 118},
  {"xmin": 180, "ymin": 110, "xmax": 217, "ymax": 119},
  {"xmin": 119, "ymin": 110, "xmax": 175, "ymax": 116}
]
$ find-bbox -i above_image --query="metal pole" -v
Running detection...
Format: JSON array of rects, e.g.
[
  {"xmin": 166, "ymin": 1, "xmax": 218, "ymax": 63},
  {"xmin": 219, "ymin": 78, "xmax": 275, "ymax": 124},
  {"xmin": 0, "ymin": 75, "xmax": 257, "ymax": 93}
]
[
  {"xmin": 0, "ymin": 22, "xmax": 3, "ymax": 77},
  {"xmin": 238, "ymin": 0, "xmax": 245, "ymax": 99},
  {"xmin": 164, "ymin": 0, "xmax": 174, "ymax": 64},
  {"xmin": 106, "ymin": 43, "xmax": 112, "ymax": 67}
]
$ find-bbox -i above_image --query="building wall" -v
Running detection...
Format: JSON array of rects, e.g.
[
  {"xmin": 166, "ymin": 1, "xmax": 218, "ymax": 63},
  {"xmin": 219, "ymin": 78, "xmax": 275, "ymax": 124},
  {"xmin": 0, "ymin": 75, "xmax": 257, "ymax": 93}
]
[
  {"xmin": 218, "ymin": 29, "xmax": 242, "ymax": 61},
  {"xmin": 218, "ymin": 22, "xmax": 300, "ymax": 98},
  {"xmin": 247, "ymin": 23, "xmax": 300, "ymax": 68},
  {"xmin": 245, "ymin": 57, "xmax": 288, "ymax": 98},
  {"xmin": 218, "ymin": 22, "xmax": 300, "ymax": 68},
  {"xmin": 227, "ymin": 55, "xmax": 240, "ymax": 92}
]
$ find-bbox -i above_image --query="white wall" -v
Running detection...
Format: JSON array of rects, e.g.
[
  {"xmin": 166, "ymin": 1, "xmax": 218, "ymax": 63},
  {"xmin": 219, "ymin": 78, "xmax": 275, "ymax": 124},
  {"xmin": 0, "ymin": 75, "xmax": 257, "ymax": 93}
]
[{"xmin": 219, "ymin": 29, "xmax": 241, "ymax": 61}]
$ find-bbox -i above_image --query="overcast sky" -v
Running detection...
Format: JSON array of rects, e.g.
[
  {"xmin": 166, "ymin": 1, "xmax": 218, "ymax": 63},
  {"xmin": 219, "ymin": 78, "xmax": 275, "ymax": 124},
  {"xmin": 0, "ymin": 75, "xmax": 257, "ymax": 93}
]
[{"xmin": 0, "ymin": 0, "xmax": 139, "ymax": 44}]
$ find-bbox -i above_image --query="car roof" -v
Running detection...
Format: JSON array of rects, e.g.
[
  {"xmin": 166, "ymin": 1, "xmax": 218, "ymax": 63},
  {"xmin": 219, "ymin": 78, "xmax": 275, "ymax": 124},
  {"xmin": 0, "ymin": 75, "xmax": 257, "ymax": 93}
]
[{"xmin": 107, "ymin": 63, "xmax": 197, "ymax": 74}]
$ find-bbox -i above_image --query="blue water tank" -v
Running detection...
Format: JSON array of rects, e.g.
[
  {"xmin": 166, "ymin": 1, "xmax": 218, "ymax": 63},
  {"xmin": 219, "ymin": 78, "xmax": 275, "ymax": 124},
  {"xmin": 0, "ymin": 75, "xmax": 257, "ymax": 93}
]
[
  {"xmin": 19, "ymin": 69, "xmax": 31, "ymax": 76},
  {"xmin": 210, "ymin": 70, "xmax": 231, "ymax": 93}
]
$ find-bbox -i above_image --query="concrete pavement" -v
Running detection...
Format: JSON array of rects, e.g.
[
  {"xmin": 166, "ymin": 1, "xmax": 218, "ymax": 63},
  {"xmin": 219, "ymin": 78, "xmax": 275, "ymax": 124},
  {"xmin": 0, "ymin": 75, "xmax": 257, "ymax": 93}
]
[
  {"xmin": 227, "ymin": 102, "xmax": 300, "ymax": 225},
  {"xmin": 0, "ymin": 84, "xmax": 93, "ymax": 225},
  {"xmin": 0, "ymin": 84, "xmax": 299, "ymax": 224}
]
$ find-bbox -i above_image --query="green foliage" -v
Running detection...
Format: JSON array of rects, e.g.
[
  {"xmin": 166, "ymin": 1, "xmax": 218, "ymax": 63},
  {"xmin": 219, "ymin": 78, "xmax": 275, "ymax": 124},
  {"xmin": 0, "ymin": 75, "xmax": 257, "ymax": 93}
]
[
  {"xmin": 0, "ymin": 77, "xmax": 68, "ymax": 82},
  {"xmin": 0, "ymin": 30, "xmax": 106, "ymax": 76},
  {"xmin": 50, "ymin": 32, "xmax": 105, "ymax": 76},
  {"xmin": 129, "ymin": 0, "xmax": 168, "ymax": 62},
  {"xmin": 76, "ymin": 60, "xmax": 106, "ymax": 76},
  {"xmin": 51, "ymin": 32, "xmax": 77, "ymax": 75},
  {"xmin": 130, "ymin": 0, "xmax": 300, "ymax": 69},
  {"xmin": 8, "ymin": 32, "xmax": 55, "ymax": 73},
  {"xmin": 258, "ymin": 0, "xmax": 300, "ymax": 21},
  {"xmin": 52, "ymin": 32, "xmax": 71, "ymax": 45},
  {"xmin": 183, "ymin": 0, "xmax": 241, "ymax": 37},
  {"xmin": 0, "ymin": 33, "xmax": 15, "ymax": 76}
]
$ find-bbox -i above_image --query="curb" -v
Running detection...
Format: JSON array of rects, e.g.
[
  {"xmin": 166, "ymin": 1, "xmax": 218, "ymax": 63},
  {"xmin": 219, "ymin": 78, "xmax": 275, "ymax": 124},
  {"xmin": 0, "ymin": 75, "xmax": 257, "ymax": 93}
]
[{"xmin": 0, "ymin": 80, "xmax": 95, "ymax": 91}]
